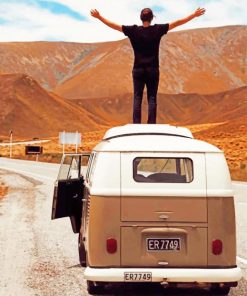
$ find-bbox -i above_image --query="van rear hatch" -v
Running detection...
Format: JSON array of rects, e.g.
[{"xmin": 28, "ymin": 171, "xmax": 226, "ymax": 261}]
[
  {"xmin": 121, "ymin": 196, "xmax": 207, "ymax": 222},
  {"xmin": 120, "ymin": 196, "xmax": 207, "ymax": 267},
  {"xmin": 120, "ymin": 153, "xmax": 207, "ymax": 267}
]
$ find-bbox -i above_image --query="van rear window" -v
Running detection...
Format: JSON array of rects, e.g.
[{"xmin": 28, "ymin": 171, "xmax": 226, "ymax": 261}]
[{"xmin": 133, "ymin": 158, "xmax": 193, "ymax": 183}]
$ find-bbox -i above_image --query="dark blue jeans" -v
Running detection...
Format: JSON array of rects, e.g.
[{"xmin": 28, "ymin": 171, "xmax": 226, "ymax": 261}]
[{"xmin": 132, "ymin": 67, "xmax": 159, "ymax": 124}]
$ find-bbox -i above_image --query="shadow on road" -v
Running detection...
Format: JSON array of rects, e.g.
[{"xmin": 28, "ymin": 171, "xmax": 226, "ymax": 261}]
[{"xmin": 94, "ymin": 283, "xmax": 226, "ymax": 296}]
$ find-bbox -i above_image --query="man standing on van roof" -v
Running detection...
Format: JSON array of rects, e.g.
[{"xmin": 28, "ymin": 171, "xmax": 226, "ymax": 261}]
[{"xmin": 91, "ymin": 7, "xmax": 205, "ymax": 124}]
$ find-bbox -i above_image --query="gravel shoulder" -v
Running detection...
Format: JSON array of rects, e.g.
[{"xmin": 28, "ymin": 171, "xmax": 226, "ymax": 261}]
[{"xmin": 0, "ymin": 169, "xmax": 87, "ymax": 296}]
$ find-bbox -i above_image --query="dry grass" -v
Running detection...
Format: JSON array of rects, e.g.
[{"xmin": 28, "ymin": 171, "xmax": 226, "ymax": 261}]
[
  {"xmin": 0, "ymin": 182, "xmax": 8, "ymax": 199},
  {"xmin": 193, "ymin": 123, "xmax": 247, "ymax": 181}
]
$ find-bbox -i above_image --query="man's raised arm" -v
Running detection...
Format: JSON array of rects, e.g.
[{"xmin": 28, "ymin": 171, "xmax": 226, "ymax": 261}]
[
  {"xmin": 90, "ymin": 9, "xmax": 123, "ymax": 32},
  {"xmin": 168, "ymin": 8, "xmax": 206, "ymax": 31}
]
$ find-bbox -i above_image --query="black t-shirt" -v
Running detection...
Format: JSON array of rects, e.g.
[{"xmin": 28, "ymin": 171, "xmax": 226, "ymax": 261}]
[{"xmin": 122, "ymin": 24, "xmax": 169, "ymax": 69}]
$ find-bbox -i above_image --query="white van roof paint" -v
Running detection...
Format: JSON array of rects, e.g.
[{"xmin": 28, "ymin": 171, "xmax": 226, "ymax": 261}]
[
  {"xmin": 89, "ymin": 125, "xmax": 231, "ymax": 197},
  {"xmin": 103, "ymin": 124, "xmax": 193, "ymax": 139},
  {"xmin": 93, "ymin": 124, "xmax": 221, "ymax": 153}
]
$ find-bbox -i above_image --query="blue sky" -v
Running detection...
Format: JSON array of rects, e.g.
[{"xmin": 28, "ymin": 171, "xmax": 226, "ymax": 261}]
[
  {"xmin": 36, "ymin": 0, "xmax": 86, "ymax": 21},
  {"xmin": 0, "ymin": 0, "xmax": 246, "ymax": 42}
]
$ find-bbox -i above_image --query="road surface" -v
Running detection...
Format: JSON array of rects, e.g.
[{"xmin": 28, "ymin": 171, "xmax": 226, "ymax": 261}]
[{"xmin": 0, "ymin": 158, "xmax": 246, "ymax": 296}]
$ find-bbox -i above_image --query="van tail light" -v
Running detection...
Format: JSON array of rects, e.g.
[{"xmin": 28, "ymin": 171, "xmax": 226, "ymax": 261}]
[
  {"xmin": 212, "ymin": 239, "xmax": 223, "ymax": 255},
  {"xmin": 106, "ymin": 238, "xmax": 117, "ymax": 254}
]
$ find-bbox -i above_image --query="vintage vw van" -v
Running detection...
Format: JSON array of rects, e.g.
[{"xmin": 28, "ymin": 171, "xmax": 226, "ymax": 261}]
[{"xmin": 52, "ymin": 124, "xmax": 242, "ymax": 295}]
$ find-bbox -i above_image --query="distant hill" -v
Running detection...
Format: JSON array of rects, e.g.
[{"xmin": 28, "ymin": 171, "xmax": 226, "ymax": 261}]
[
  {"xmin": 0, "ymin": 25, "xmax": 246, "ymax": 99},
  {"xmin": 0, "ymin": 42, "xmax": 98, "ymax": 90},
  {"xmin": 73, "ymin": 86, "xmax": 247, "ymax": 126},
  {"xmin": 0, "ymin": 72, "xmax": 246, "ymax": 138},
  {"xmin": 0, "ymin": 72, "xmax": 245, "ymax": 180},
  {"xmin": 0, "ymin": 74, "xmax": 108, "ymax": 138}
]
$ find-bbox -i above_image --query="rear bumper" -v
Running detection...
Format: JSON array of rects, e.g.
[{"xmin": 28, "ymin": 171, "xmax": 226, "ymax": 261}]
[{"xmin": 84, "ymin": 267, "xmax": 242, "ymax": 283}]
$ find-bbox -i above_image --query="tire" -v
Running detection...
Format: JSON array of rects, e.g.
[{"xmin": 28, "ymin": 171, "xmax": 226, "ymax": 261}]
[
  {"xmin": 210, "ymin": 286, "xmax": 230, "ymax": 295},
  {"xmin": 87, "ymin": 281, "xmax": 106, "ymax": 295},
  {"xmin": 78, "ymin": 233, "xmax": 86, "ymax": 267}
]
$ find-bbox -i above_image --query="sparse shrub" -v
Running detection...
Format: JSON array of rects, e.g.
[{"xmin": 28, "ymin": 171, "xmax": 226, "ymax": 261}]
[{"xmin": 240, "ymin": 163, "xmax": 246, "ymax": 170}]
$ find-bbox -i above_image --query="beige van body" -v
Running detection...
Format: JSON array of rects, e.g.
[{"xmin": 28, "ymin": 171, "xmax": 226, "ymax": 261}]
[{"xmin": 52, "ymin": 124, "xmax": 242, "ymax": 294}]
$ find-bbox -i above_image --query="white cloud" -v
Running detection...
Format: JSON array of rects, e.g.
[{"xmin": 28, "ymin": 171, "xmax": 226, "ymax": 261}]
[{"xmin": 0, "ymin": 0, "xmax": 246, "ymax": 42}]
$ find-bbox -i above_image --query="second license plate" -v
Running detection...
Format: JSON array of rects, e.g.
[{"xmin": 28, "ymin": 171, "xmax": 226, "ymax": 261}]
[
  {"xmin": 124, "ymin": 272, "xmax": 152, "ymax": 282},
  {"xmin": 147, "ymin": 238, "xmax": 181, "ymax": 251}
]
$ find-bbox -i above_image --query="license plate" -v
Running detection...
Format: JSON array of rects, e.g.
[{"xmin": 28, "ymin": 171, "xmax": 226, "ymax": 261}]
[
  {"xmin": 124, "ymin": 272, "xmax": 152, "ymax": 282},
  {"xmin": 147, "ymin": 238, "xmax": 181, "ymax": 251}
]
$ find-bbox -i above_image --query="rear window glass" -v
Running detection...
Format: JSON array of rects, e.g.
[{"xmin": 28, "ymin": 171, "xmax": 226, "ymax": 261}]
[{"xmin": 133, "ymin": 158, "xmax": 193, "ymax": 183}]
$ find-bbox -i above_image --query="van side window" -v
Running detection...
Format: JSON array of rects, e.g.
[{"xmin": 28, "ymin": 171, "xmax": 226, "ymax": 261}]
[
  {"xmin": 133, "ymin": 158, "xmax": 193, "ymax": 183},
  {"xmin": 57, "ymin": 155, "xmax": 80, "ymax": 180},
  {"xmin": 80, "ymin": 154, "xmax": 90, "ymax": 178},
  {"xmin": 86, "ymin": 154, "xmax": 94, "ymax": 182},
  {"xmin": 88, "ymin": 153, "xmax": 98, "ymax": 186}
]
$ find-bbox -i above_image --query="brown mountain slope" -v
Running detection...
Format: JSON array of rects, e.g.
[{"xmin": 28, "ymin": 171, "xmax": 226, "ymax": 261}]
[
  {"xmin": 0, "ymin": 26, "xmax": 246, "ymax": 98},
  {"xmin": 73, "ymin": 86, "xmax": 247, "ymax": 126},
  {"xmin": 1, "ymin": 72, "xmax": 245, "ymax": 139},
  {"xmin": 55, "ymin": 25, "xmax": 247, "ymax": 99},
  {"xmin": 0, "ymin": 74, "xmax": 108, "ymax": 138},
  {"xmin": 158, "ymin": 86, "xmax": 247, "ymax": 124},
  {"xmin": 0, "ymin": 74, "xmax": 245, "ymax": 179},
  {"xmin": 0, "ymin": 42, "xmax": 99, "ymax": 89},
  {"xmin": 74, "ymin": 87, "xmax": 246, "ymax": 181}
]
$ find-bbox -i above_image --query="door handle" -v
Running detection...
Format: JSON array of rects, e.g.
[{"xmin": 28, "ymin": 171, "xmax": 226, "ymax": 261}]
[
  {"xmin": 158, "ymin": 261, "xmax": 169, "ymax": 266},
  {"xmin": 159, "ymin": 214, "xmax": 169, "ymax": 220}
]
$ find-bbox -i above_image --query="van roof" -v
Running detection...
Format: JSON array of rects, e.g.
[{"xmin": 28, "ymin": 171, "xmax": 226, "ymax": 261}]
[
  {"xmin": 94, "ymin": 124, "xmax": 221, "ymax": 153},
  {"xmin": 103, "ymin": 124, "xmax": 193, "ymax": 140}
]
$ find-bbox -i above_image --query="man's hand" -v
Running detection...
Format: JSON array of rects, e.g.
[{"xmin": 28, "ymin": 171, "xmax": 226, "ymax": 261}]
[
  {"xmin": 193, "ymin": 7, "xmax": 206, "ymax": 18},
  {"xmin": 90, "ymin": 8, "xmax": 123, "ymax": 32},
  {"xmin": 90, "ymin": 9, "xmax": 100, "ymax": 19},
  {"xmin": 169, "ymin": 7, "xmax": 206, "ymax": 31}
]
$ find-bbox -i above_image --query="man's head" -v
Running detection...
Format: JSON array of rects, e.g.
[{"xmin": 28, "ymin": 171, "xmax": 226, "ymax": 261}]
[{"xmin": 140, "ymin": 8, "xmax": 154, "ymax": 23}]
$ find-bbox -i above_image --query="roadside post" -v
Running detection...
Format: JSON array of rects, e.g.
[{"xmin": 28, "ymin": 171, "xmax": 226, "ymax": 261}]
[
  {"xmin": 59, "ymin": 131, "xmax": 81, "ymax": 155},
  {"xmin": 9, "ymin": 130, "xmax": 13, "ymax": 158},
  {"xmin": 75, "ymin": 131, "xmax": 79, "ymax": 153}
]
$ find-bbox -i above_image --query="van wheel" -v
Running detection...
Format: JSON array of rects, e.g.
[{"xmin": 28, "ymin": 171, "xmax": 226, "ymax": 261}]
[
  {"xmin": 211, "ymin": 286, "xmax": 230, "ymax": 295},
  {"xmin": 78, "ymin": 233, "xmax": 86, "ymax": 267},
  {"xmin": 87, "ymin": 281, "xmax": 106, "ymax": 295}
]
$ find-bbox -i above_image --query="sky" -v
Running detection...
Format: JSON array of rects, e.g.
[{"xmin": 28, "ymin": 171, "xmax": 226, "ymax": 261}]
[{"xmin": 0, "ymin": 0, "xmax": 246, "ymax": 42}]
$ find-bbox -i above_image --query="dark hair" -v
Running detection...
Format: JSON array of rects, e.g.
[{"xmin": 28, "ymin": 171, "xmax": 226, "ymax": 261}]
[{"xmin": 140, "ymin": 8, "xmax": 154, "ymax": 22}]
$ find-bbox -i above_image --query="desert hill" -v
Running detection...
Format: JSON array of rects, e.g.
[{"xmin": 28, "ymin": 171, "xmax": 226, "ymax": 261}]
[
  {"xmin": 0, "ymin": 73, "xmax": 245, "ymax": 179},
  {"xmin": 0, "ymin": 26, "xmax": 246, "ymax": 99},
  {"xmin": 0, "ymin": 26, "xmax": 246, "ymax": 179},
  {"xmin": 0, "ymin": 72, "xmax": 245, "ymax": 138},
  {"xmin": 75, "ymin": 87, "xmax": 247, "ymax": 181},
  {"xmin": 74, "ymin": 86, "xmax": 247, "ymax": 126},
  {"xmin": 56, "ymin": 26, "xmax": 247, "ymax": 99},
  {"xmin": 0, "ymin": 74, "xmax": 108, "ymax": 138},
  {"xmin": 0, "ymin": 42, "xmax": 99, "ymax": 90}
]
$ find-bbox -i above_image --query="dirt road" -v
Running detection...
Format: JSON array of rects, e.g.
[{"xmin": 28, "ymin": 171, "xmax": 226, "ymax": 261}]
[{"xmin": 0, "ymin": 158, "xmax": 246, "ymax": 296}]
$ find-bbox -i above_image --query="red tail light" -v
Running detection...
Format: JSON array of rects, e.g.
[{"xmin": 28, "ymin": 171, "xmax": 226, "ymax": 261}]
[
  {"xmin": 212, "ymin": 239, "xmax": 223, "ymax": 255},
  {"xmin": 106, "ymin": 238, "xmax": 117, "ymax": 254}
]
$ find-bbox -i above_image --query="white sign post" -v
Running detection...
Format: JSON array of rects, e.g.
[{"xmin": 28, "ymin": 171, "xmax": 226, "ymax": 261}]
[{"xmin": 59, "ymin": 131, "xmax": 81, "ymax": 155}]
